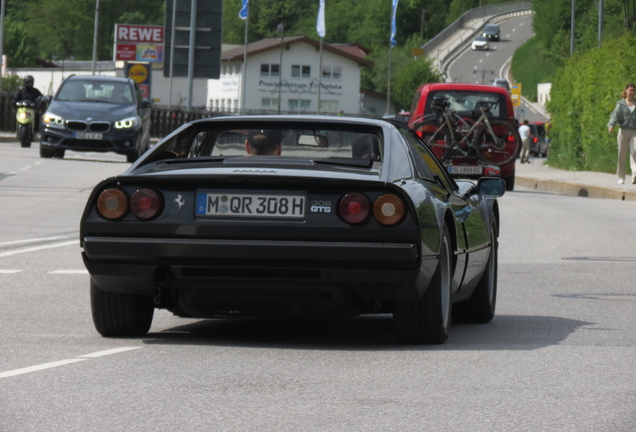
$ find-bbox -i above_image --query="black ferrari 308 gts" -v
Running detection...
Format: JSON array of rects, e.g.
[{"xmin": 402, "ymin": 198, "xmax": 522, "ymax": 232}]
[{"xmin": 80, "ymin": 115, "xmax": 505, "ymax": 344}]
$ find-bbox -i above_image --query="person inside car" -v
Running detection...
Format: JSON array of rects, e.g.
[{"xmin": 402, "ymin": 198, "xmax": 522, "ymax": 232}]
[
  {"xmin": 111, "ymin": 86, "xmax": 131, "ymax": 104},
  {"xmin": 245, "ymin": 129, "xmax": 283, "ymax": 155}
]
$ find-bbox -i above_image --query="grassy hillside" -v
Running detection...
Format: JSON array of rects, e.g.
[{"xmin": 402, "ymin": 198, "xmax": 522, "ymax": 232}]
[{"xmin": 509, "ymin": 36, "xmax": 559, "ymax": 102}]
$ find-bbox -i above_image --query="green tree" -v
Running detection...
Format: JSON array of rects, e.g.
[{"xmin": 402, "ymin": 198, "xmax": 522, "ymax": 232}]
[{"xmin": 391, "ymin": 55, "xmax": 441, "ymax": 111}]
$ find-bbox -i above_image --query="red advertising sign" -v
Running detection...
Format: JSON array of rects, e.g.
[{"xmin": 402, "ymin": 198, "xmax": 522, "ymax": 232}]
[
  {"xmin": 115, "ymin": 44, "xmax": 137, "ymax": 61},
  {"xmin": 115, "ymin": 24, "xmax": 164, "ymax": 44}
]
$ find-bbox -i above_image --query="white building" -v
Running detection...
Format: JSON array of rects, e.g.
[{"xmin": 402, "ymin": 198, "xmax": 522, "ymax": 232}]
[{"xmin": 208, "ymin": 36, "xmax": 376, "ymax": 115}]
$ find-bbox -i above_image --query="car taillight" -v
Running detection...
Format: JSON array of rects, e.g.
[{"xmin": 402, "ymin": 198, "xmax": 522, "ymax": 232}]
[
  {"xmin": 339, "ymin": 193, "xmax": 371, "ymax": 224},
  {"xmin": 484, "ymin": 167, "xmax": 501, "ymax": 176},
  {"xmin": 96, "ymin": 188, "xmax": 129, "ymax": 220},
  {"xmin": 130, "ymin": 188, "xmax": 163, "ymax": 220},
  {"xmin": 374, "ymin": 194, "xmax": 405, "ymax": 226}
]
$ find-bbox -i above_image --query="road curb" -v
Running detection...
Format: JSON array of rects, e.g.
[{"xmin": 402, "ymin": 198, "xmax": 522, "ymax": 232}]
[{"xmin": 516, "ymin": 176, "xmax": 636, "ymax": 201}]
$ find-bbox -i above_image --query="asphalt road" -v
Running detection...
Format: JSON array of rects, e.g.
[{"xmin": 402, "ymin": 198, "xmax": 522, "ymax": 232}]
[
  {"xmin": 0, "ymin": 142, "xmax": 635, "ymax": 431},
  {"xmin": 447, "ymin": 15, "xmax": 548, "ymax": 123}
]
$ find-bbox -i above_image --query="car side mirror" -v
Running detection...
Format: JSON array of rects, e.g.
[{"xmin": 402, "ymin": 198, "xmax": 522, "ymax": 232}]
[
  {"xmin": 40, "ymin": 95, "xmax": 52, "ymax": 104},
  {"xmin": 141, "ymin": 100, "xmax": 153, "ymax": 108},
  {"xmin": 477, "ymin": 177, "xmax": 506, "ymax": 197}
]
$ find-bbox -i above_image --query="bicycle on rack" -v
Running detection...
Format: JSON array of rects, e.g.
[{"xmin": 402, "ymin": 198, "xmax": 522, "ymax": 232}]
[{"xmin": 412, "ymin": 96, "xmax": 521, "ymax": 167}]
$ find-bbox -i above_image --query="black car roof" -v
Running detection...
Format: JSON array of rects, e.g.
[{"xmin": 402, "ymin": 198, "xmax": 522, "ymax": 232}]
[{"xmin": 189, "ymin": 115, "xmax": 397, "ymax": 129}]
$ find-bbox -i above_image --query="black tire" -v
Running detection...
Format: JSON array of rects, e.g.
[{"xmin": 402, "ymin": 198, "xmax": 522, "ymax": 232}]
[
  {"xmin": 452, "ymin": 219, "xmax": 498, "ymax": 323},
  {"xmin": 474, "ymin": 121, "xmax": 521, "ymax": 166},
  {"xmin": 53, "ymin": 149, "xmax": 65, "ymax": 158},
  {"xmin": 90, "ymin": 279, "xmax": 154, "ymax": 337},
  {"xmin": 39, "ymin": 145, "xmax": 54, "ymax": 158},
  {"xmin": 394, "ymin": 224, "xmax": 452, "ymax": 344},
  {"xmin": 126, "ymin": 148, "xmax": 140, "ymax": 163},
  {"xmin": 19, "ymin": 125, "xmax": 31, "ymax": 148},
  {"xmin": 504, "ymin": 172, "xmax": 515, "ymax": 191}
]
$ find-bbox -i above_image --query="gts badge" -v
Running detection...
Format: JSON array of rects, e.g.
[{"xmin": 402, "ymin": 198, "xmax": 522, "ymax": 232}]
[{"xmin": 310, "ymin": 200, "xmax": 331, "ymax": 213}]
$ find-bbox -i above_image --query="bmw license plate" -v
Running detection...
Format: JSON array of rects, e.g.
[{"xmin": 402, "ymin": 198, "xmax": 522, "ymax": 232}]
[
  {"xmin": 74, "ymin": 132, "xmax": 103, "ymax": 140},
  {"xmin": 196, "ymin": 193, "xmax": 306, "ymax": 219},
  {"xmin": 448, "ymin": 166, "xmax": 482, "ymax": 175}
]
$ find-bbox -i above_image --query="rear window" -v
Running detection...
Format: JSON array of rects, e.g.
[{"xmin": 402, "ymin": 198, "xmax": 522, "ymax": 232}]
[
  {"xmin": 424, "ymin": 90, "xmax": 509, "ymax": 119},
  {"xmin": 147, "ymin": 122, "xmax": 385, "ymax": 165}
]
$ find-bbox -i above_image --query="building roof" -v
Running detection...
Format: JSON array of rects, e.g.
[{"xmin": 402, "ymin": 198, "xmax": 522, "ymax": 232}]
[{"xmin": 221, "ymin": 36, "xmax": 373, "ymax": 67}]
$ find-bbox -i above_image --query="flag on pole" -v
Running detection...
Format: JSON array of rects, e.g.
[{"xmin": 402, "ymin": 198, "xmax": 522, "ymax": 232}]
[
  {"xmin": 316, "ymin": 0, "xmax": 326, "ymax": 38},
  {"xmin": 239, "ymin": 0, "xmax": 249, "ymax": 20},
  {"xmin": 390, "ymin": 0, "xmax": 399, "ymax": 47}
]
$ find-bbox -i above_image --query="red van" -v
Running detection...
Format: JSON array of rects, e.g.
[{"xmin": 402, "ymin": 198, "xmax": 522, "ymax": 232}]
[{"xmin": 408, "ymin": 83, "xmax": 518, "ymax": 190}]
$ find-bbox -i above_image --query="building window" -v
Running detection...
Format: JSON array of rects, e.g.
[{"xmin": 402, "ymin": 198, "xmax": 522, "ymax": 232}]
[
  {"xmin": 289, "ymin": 99, "xmax": 311, "ymax": 112},
  {"xmin": 319, "ymin": 100, "xmax": 338, "ymax": 113},
  {"xmin": 322, "ymin": 66, "xmax": 342, "ymax": 80},
  {"xmin": 260, "ymin": 64, "xmax": 280, "ymax": 77},
  {"xmin": 261, "ymin": 98, "xmax": 280, "ymax": 110},
  {"xmin": 291, "ymin": 65, "xmax": 311, "ymax": 78}
]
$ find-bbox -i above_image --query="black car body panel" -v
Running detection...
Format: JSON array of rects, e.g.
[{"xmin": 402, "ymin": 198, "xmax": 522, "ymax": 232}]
[
  {"xmin": 40, "ymin": 75, "xmax": 152, "ymax": 161},
  {"xmin": 81, "ymin": 115, "xmax": 503, "ymax": 340}
]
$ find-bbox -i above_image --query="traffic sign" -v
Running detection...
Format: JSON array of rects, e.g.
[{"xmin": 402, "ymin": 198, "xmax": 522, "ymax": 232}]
[
  {"xmin": 511, "ymin": 83, "xmax": 522, "ymax": 107},
  {"xmin": 163, "ymin": 0, "xmax": 223, "ymax": 79}
]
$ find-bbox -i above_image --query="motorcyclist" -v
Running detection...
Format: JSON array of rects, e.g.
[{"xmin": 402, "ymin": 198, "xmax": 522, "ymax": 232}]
[
  {"xmin": 14, "ymin": 75, "xmax": 43, "ymax": 134},
  {"xmin": 15, "ymin": 75, "xmax": 42, "ymax": 103}
]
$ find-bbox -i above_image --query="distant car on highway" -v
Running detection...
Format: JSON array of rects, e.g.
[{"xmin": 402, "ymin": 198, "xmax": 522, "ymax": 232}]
[
  {"xmin": 490, "ymin": 78, "xmax": 510, "ymax": 92},
  {"xmin": 408, "ymin": 82, "xmax": 519, "ymax": 191},
  {"xmin": 483, "ymin": 23, "xmax": 501, "ymax": 41},
  {"xmin": 40, "ymin": 75, "xmax": 152, "ymax": 162},
  {"xmin": 471, "ymin": 36, "xmax": 489, "ymax": 51},
  {"xmin": 529, "ymin": 122, "xmax": 549, "ymax": 157}
]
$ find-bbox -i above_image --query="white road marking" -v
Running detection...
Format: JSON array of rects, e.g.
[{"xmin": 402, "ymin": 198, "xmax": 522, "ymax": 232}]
[
  {"xmin": 0, "ymin": 347, "xmax": 142, "ymax": 379},
  {"xmin": 49, "ymin": 270, "xmax": 88, "ymax": 274},
  {"xmin": 0, "ymin": 236, "xmax": 71, "ymax": 247},
  {"xmin": 513, "ymin": 28, "xmax": 516, "ymax": 32},
  {"xmin": 78, "ymin": 347, "xmax": 142, "ymax": 358},
  {"xmin": 0, "ymin": 270, "xmax": 22, "ymax": 274},
  {"xmin": 479, "ymin": 59, "xmax": 483, "ymax": 63},
  {"xmin": 0, "ymin": 240, "xmax": 77, "ymax": 258},
  {"xmin": 0, "ymin": 359, "xmax": 87, "ymax": 379}
]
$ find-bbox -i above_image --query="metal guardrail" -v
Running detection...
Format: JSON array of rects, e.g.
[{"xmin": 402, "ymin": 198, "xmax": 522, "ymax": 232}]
[
  {"xmin": 439, "ymin": 8, "xmax": 534, "ymax": 75},
  {"xmin": 421, "ymin": 2, "xmax": 533, "ymax": 55}
]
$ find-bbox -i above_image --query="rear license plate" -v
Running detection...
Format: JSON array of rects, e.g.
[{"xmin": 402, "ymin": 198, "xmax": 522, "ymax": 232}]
[
  {"xmin": 448, "ymin": 166, "xmax": 482, "ymax": 175},
  {"xmin": 74, "ymin": 132, "xmax": 103, "ymax": 140},
  {"xmin": 195, "ymin": 193, "xmax": 306, "ymax": 219}
]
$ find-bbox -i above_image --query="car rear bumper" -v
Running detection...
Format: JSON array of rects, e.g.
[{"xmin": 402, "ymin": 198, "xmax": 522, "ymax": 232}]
[{"xmin": 82, "ymin": 236, "xmax": 436, "ymax": 301}]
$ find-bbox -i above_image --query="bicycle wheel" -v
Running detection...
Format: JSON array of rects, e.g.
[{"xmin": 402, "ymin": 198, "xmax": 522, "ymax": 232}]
[
  {"xmin": 474, "ymin": 121, "xmax": 521, "ymax": 166},
  {"xmin": 415, "ymin": 121, "xmax": 453, "ymax": 161}
]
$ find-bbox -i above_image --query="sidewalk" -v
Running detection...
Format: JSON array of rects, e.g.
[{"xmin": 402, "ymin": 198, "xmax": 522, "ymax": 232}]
[{"xmin": 515, "ymin": 158, "xmax": 636, "ymax": 201}]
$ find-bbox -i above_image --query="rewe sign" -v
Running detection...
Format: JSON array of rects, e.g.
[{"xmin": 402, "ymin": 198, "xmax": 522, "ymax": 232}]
[
  {"xmin": 116, "ymin": 25, "xmax": 164, "ymax": 44},
  {"xmin": 114, "ymin": 24, "xmax": 164, "ymax": 63}
]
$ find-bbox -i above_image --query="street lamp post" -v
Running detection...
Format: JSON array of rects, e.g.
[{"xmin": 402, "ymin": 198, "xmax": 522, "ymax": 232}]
[{"xmin": 277, "ymin": 23, "xmax": 284, "ymax": 114}]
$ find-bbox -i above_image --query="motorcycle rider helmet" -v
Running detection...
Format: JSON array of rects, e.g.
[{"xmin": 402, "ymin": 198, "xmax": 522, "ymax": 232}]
[{"xmin": 23, "ymin": 75, "xmax": 34, "ymax": 89}]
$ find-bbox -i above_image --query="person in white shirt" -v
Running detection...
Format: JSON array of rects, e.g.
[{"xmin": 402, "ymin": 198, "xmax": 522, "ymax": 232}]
[{"xmin": 518, "ymin": 120, "xmax": 533, "ymax": 164}]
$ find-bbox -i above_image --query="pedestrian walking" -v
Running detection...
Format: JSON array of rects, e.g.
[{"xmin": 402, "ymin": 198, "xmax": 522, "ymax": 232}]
[
  {"xmin": 518, "ymin": 120, "xmax": 533, "ymax": 163},
  {"xmin": 608, "ymin": 83, "xmax": 636, "ymax": 184}
]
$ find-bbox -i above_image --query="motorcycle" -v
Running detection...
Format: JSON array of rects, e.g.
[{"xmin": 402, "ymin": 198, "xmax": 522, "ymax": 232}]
[{"xmin": 15, "ymin": 98, "xmax": 39, "ymax": 148}]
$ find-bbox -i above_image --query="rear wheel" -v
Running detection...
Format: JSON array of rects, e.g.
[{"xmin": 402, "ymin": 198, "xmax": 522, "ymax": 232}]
[
  {"xmin": 452, "ymin": 219, "xmax": 498, "ymax": 323},
  {"xmin": 393, "ymin": 224, "xmax": 452, "ymax": 344},
  {"xmin": 418, "ymin": 121, "xmax": 453, "ymax": 161},
  {"xmin": 474, "ymin": 121, "xmax": 521, "ymax": 166},
  {"xmin": 503, "ymin": 171, "xmax": 515, "ymax": 191},
  {"xmin": 90, "ymin": 279, "xmax": 154, "ymax": 337},
  {"xmin": 39, "ymin": 145, "xmax": 54, "ymax": 158}
]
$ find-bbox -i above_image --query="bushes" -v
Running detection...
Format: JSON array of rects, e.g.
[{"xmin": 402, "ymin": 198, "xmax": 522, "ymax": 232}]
[{"xmin": 547, "ymin": 33, "xmax": 636, "ymax": 172}]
